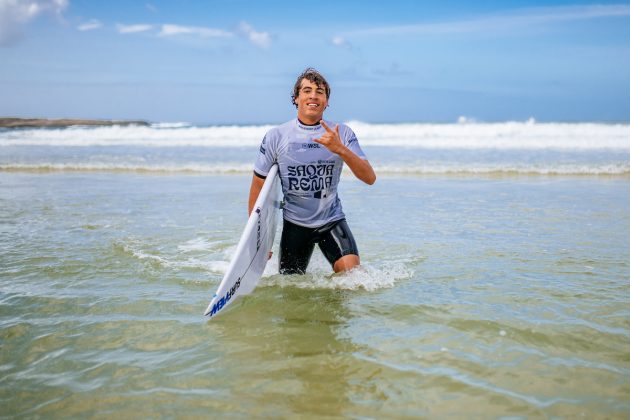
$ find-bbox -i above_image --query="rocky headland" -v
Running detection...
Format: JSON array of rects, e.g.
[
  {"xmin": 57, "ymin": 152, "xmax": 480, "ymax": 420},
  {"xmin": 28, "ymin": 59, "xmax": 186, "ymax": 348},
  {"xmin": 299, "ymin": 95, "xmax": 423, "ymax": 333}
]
[{"xmin": 0, "ymin": 118, "xmax": 150, "ymax": 128}]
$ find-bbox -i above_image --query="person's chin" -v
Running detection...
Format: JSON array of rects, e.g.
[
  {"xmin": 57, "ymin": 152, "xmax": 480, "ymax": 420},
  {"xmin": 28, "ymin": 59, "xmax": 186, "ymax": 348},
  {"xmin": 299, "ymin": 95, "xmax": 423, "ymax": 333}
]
[
  {"xmin": 309, "ymin": 110, "xmax": 324, "ymax": 119},
  {"xmin": 300, "ymin": 112, "xmax": 323, "ymax": 122}
]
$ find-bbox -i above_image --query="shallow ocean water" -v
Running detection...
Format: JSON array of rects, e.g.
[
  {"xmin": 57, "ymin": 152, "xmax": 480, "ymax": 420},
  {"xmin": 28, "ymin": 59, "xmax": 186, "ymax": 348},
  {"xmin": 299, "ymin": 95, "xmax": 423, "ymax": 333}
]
[{"xmin": 1, "ymin": 171, "xmax": 629, "ymax": 418}]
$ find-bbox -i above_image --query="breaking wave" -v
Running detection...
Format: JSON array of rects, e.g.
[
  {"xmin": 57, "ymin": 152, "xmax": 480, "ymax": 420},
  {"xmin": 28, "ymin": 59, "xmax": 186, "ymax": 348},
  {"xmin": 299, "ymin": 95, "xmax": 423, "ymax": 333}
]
[
  {"xmin": 2, "ymin": 120, "xmax": 628, "ymax": 176},
  {"xmin": 2, "ymin": 162, "xmax": 628, "ymax": 175},
  {"xmin": 1, "ymin": 120, "xmax": 629, "ymax": 150}
]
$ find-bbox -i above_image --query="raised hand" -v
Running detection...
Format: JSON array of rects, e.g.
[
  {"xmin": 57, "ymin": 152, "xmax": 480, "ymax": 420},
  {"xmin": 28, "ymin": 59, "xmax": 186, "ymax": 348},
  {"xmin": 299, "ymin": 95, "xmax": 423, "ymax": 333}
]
[{"xmin": 314, "ymin": 120, "xmax": 345, "ymax": 155}]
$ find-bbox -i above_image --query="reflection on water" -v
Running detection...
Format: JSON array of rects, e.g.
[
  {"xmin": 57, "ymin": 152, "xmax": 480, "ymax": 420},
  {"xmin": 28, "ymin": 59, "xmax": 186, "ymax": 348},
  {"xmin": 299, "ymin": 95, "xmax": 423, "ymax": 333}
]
[{"xmin": 210, "ymin": 285, "xmax": 358, "ymax": 417}]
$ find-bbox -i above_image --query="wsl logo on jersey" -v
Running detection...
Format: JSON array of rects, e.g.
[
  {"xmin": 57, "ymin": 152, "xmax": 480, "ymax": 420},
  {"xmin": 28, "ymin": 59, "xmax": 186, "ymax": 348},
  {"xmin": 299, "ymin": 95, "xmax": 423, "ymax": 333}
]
[
  {"xmin": 289, "ymin": 142, "xmax": 321, "ymax": 153},
  {"xmin": 287, "ymin": 163, "xmax": 334, "ymax": 197}
]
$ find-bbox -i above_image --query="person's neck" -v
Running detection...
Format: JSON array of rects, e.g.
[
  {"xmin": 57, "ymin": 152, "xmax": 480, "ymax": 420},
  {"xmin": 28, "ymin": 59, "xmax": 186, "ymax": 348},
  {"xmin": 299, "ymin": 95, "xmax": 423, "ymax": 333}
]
[{"xmin": 297, "ymin": 116, "xmax": 321, "ymax": 126}]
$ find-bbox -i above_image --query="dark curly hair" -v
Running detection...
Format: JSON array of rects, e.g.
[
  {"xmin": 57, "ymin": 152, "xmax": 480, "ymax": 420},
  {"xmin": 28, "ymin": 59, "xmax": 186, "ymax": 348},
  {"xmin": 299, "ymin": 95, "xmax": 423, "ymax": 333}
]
[{"xmin": 291, "ymin": 68, "xmax": 331, "ymax": 108}]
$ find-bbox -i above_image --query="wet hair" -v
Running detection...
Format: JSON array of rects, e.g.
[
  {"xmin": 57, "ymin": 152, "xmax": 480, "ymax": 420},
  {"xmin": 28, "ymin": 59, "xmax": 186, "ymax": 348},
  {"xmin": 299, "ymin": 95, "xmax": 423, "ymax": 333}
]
[{"xmin": 291, "ymin": 68, "xmax": 331, "ymax": 108}]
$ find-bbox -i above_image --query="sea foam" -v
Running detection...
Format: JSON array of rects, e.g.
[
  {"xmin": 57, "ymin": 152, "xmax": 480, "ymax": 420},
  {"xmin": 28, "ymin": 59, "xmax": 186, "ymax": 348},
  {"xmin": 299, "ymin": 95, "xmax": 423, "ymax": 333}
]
[
  {"xmin": 1, "ymin": 162, "xmax": 628, "ymax": 175},
  {"xmin": 1, "ymin": 121, "xmax": 629, "ymax": 149},
  {"xmin": 2, "ymin": 121, "xmax": 629, "ymax": 175}
]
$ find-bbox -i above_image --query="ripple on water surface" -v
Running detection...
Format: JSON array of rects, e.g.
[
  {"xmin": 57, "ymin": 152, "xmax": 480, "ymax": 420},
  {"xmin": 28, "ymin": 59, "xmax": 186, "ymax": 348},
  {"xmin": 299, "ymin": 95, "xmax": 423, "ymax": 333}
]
[{"xmin": 1, "ymin": 172, "xmax": 629, "ymax": 418}]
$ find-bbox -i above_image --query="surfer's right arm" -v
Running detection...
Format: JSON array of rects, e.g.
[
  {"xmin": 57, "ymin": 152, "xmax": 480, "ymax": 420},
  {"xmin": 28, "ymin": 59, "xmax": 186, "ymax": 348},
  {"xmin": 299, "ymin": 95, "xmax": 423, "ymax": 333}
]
[
  {"xmin": 251, "ymin": 128, "xmax": 278, "ymax": 215},
  {"xmin": 248, "ymin": 171, "xmax": 274, "ymax": 260},
  {"xmin": 248, "ymin": 172, "xmax": 266, "ymax": 215}
]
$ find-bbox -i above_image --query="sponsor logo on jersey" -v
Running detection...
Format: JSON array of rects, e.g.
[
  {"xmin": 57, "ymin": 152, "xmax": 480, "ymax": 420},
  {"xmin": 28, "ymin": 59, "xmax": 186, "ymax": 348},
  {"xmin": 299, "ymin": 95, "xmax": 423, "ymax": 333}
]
[
  {"xmin": 287, "ymin": 163, "xmax": 334, "ymax": 194},
  {"xmin": 259, "ymin": 136, "xmax": 267, "ymax": 154},
  {"xmin": 297, "ymin": 123, "xmax": 321, "ymax": 131},
  {"xmin": 289, "ymin": 142, "xmax": 322, "ymax": 153}
]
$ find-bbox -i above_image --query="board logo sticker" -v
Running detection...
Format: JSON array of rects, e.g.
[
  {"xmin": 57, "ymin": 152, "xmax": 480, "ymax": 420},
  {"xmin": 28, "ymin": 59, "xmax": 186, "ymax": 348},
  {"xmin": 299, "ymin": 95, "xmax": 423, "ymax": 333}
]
[
  {"xmin": 255, "ymin": 208, "xmax": 262, "ymax": 251},
  {"xmin": 208, "ymin": 278, "xmax": 242, "ymax": 317}
]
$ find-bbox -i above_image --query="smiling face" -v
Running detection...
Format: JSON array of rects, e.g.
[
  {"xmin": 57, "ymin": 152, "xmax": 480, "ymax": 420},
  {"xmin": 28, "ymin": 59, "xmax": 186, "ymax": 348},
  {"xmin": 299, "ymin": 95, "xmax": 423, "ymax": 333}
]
[{"xmin": 295, "ymin": 78, "xmax": 329, "ymax": 125}]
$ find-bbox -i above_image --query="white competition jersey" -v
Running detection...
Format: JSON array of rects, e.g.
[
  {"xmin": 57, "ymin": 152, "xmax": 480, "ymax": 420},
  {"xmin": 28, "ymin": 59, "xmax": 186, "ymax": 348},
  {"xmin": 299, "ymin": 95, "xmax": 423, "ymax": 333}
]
[{"xmin": 254, "ymin": 119, "xmax": 367, "ymax": 228}]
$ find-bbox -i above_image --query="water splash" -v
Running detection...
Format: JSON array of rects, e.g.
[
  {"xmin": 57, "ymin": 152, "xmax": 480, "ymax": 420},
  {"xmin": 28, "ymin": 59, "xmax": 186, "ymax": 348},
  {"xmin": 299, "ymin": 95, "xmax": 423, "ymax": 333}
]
[{"xmin": 261, "ymin": 261, "xmax": 413, "ymax": 292}]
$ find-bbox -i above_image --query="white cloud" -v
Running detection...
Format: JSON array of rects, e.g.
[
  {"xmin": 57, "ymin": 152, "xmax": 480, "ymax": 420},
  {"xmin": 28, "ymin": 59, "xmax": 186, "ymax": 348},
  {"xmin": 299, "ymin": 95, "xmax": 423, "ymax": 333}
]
[
  {"xmin": 330, "ymin": 35, "xmax": 360, "ymax": 54},
  {"xmin": 77, "ymin": 19, "xmax": 101, "ymax": 31},
  {"xmin": 237, "ymin": 21, "xmax": 271, "ymax": 48},
  {"xmin": 145, "ymin": 3, "xmax": 157, "ymax": 13},
  {"xmin": 117, "ymin": 23, "xmax": 154, "ymax": 34},
  {"xmin": 159, "ymin": 24, "xmax": 232, "ymax": 38},
  {"xmin": 331, "ymin": 36, "xmax": 346, "ymax": 46},
  {"xmin": 339, "ymin": 4, "xmax": 630, "ymax": 38},
  {"xmin": 0, "ymin": 0, "xmax": 68, "ymax": 46},
  {"xmin": 114, "ymin": 20, "xmax": 270, "ymax": 49}
]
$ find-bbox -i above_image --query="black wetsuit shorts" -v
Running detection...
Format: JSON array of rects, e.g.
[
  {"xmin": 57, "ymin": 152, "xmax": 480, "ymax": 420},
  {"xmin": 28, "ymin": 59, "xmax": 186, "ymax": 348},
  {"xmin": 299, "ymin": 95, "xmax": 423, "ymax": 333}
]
[{"xmin": 279, "ymin": 218, "xmax": 359, "ymax": 274}]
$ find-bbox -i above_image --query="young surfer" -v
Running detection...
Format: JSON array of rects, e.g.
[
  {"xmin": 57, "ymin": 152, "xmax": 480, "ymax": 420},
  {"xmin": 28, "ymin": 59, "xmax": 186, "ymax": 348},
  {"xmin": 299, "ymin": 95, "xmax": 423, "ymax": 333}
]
[{"xmin": 248, "ymin": 68, "xmax": 376, "ymax": 274}]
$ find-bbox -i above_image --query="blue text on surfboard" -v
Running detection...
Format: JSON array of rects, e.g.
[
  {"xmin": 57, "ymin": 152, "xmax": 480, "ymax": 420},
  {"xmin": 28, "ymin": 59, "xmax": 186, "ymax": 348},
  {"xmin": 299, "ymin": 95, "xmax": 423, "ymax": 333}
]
[{"xmin": 209, "ymin": 279, "xmax": 241, "ymax": 316}]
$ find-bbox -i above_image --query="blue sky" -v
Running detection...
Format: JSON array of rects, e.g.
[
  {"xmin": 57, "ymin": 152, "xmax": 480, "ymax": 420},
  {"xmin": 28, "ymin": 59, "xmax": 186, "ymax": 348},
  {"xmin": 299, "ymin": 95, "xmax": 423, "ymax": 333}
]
[{"xmin": 1, "ymin": 0, "xmax": 630, "ymax": 123}]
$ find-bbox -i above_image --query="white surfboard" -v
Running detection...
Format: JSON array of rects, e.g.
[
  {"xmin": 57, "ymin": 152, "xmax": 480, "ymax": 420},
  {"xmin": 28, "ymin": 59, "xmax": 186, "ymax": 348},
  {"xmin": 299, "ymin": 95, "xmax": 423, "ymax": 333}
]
[{"xmin": 204, "ymin": 164, "xmax": 280, "ymax": 318}]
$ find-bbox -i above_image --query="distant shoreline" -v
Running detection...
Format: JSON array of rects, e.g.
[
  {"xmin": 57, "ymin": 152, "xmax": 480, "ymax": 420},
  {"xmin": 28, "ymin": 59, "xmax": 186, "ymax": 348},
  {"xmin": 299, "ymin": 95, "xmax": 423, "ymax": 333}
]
[{"xmin": 0, "ymin": 118, "xmax": 150, "ymax": 128}]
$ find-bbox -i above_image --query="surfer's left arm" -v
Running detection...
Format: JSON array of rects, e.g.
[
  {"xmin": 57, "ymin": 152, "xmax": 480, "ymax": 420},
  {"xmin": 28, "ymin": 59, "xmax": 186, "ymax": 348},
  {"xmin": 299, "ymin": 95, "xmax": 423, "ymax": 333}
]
[{"xmin": 315, "ymin": 121, "xmax": 376, "ymax": 185}]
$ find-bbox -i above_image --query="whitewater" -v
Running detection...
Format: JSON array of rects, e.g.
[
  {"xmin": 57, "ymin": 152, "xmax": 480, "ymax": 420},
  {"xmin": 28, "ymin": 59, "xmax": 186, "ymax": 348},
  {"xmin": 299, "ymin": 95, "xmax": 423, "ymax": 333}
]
[{"xmin": 1, "ymin": 120, "xmax": 629, "ymax": 175}]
